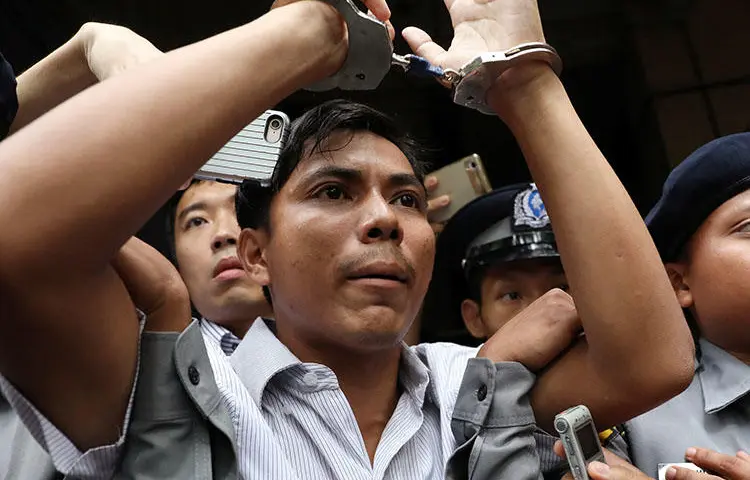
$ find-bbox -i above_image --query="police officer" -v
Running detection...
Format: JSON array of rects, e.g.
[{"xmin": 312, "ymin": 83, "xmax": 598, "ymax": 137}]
[
  {"xmin": 424, "ymin": 183, "xmax": 630, "ymax": 479},
  {"xmin": 425, "ymin": 183, "xmax": 563, "ymax": 345},
  {"xmin": 624, "ymin": 133, "xmax": 750, "ymax": 478}
]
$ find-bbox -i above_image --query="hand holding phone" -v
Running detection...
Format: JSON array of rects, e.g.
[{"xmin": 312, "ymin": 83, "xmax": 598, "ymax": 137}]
[
  {"xmin": 555, "ymin": 405, "xmax": 607, "ymax": 480},
  {"xmin": 426, "ymin": 154, "xmax": 492, "ymax": 225},
  {"xmin": 425, "ymin": 176, "xmax": 450, "ymax": 234},
  {"xmin": 555, "ymin": 443, "xmax": 652, "ymax": 480}
]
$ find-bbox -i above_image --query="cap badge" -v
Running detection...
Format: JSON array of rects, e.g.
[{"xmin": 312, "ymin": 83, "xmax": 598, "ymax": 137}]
[{"xmin": 513, "ymin": 183, "xmax": 550, "ymax": 229}]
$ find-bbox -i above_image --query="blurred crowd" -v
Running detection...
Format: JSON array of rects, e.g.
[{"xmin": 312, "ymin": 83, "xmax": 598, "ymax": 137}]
[{"xmin": 0, "ymin": 1, "xmax": 747, "ymax": 479}]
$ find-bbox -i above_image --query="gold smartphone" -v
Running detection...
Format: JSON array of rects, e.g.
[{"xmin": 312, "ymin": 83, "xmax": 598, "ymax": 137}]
[{"xmin": 427, "ymin": 154, "xmax": 492, "ymax": 224}]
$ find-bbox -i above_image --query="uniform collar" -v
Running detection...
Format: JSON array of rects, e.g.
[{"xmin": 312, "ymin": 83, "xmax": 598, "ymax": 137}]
[{"xmin": 698, "ymin": 338, "xmax": 750, "ymax": 414}]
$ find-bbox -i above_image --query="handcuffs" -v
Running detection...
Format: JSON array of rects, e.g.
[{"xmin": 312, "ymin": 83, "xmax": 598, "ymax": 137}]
[
  {"xmin": 305, "ymin": 0, "xmax": 393, "ymax": 91},
  {"xmin": 307, "ymin": 0, "xmax": 563, "ymax": 116}
]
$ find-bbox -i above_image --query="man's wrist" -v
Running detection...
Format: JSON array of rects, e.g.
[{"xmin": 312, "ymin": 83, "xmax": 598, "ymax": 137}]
[
  {"xmin": 279, "ymin": 1, "xmax": 349, "ymax": 81},
  {"xmin": 64, "ymin": 23, "xmax": 100, "ymax": 85},
  {"xmin": 486, "ymin": 62, "xmax": 562, "ymax": 123},
  {"xmin": 477, "ymin": 343, "xmax": 518, "ymax": 365}
]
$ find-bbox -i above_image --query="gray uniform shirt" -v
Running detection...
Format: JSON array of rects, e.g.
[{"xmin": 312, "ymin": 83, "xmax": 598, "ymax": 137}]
[{"xmin": 625, "ymin": 338, "xmax": 750, "ymax": 477}]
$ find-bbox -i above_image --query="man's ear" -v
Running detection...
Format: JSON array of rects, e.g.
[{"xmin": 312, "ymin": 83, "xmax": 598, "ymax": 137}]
[
  {"xmin": 461, "ymin": 299, "xmax": 487, "ymax": 339},
  {"xmin": 238, "ymin": 228, "xmax": 270, "ymax": 287},
  {"xmin": 665, "ymin": 262, "xmax": 693, "ymax": 309}
]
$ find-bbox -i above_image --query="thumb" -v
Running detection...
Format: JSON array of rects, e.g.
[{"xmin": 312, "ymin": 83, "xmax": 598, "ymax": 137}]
[{"xmin": 587, "ymin": 461, "xmax": 612, "ymax": 479}]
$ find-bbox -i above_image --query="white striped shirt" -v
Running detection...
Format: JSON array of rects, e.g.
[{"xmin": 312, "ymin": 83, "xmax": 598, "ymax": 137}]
[
  {"xmin": 201, "ymin": 319, "xmax": 478, "ymax": 479},
  {"xmin": 1, "ymin": 316, "xmax": 478, "ymax": 479}
]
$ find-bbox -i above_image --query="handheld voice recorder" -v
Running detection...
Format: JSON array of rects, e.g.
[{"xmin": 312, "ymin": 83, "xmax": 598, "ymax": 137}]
[{"xmin": 555, "ymin": 405, "xmax": 607, "ymax": 480}]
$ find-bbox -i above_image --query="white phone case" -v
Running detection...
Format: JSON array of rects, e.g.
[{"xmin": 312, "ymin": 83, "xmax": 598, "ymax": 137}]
[{"xmin": 196, "ymin": 110, "xmax": 290, "ymax": 184}]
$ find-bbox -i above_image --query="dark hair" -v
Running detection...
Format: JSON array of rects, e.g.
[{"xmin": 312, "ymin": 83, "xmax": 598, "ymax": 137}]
[{"xmin": 236, "ymin": 100, "xmax": 427, "ymax": 231}]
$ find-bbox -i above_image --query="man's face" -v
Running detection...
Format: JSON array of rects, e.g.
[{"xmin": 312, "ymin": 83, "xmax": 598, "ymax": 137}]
[
  {"xmin": 174, "ymin": 181, "xmax": 270, "ymax": 331},
  {"xmin": 462, "ymin": 258, "xmax": 568, "ymax": 338},
  {"xmin": 246, "ymin": 131, "xmax": 434, "ymax": 353},
  {"xmin": 676, "ymin": 189, "xmax": 750, "ymax": 356}
]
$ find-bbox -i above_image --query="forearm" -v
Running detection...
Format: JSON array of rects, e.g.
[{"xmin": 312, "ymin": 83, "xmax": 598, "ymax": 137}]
[
  {"xmin": 489, "ymin": 66, "xmax": 693, "ymax": 388},
  {"xmin": 532, "ymin": 340, "xmax": 644, "ymax": 431},
  {"xmin": 10, "ymin": 25, "xmax": 97, "ymax": 134},
  {"xmin": 0, "ymin": 2, "xmax": 343, "ymax": 281}
]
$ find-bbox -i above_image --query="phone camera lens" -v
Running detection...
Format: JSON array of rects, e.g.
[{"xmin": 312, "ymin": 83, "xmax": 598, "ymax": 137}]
[
  {"xmin": 269, "ymin": 118, "xmax": 282, "ymax": 130},
  {"xmin": 554, "ymin": 419, "xmax": 569, "ymax": 433}
]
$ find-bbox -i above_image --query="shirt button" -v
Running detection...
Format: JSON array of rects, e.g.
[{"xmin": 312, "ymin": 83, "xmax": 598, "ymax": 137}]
[
  {"xmin": 477, "ymin": 383, "xmax": 488, "ymax": 401},
  {"xmin": 188, "ymin": 366, "xmax": 200, "ymax": 385},
  {"xmin": 302, "ymin": 372, "xmax": 318, "ymax": 389}
]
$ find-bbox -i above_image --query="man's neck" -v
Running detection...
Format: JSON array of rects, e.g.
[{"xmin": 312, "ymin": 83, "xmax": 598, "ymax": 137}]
[{"xmin": 277, "ymin": 327, "xmax": 403, "ymax": 464}]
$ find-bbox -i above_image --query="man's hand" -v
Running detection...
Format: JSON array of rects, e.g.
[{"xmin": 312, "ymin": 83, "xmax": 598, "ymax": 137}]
[
  {"xmin": 112, "ymin": 237, "xmax": 191, "ymax": 332},
  {"xmin": 401, "ymin": 0, "xmax": 545, "ymax": 77},
  {"xmin": 425, "ymin": 175, "xmax": 450, "ymax": 234},
  {"xmin": 554, "ymin": 442, "xmax": 652, "ymax": 480},
  {"xmin": 665, "ymin": 448, "xmax": 750, "ymax": 480},
  {"xmin": 10, "ymin": 22, "xmax": 164, "ymax": 134},
  {"xmin": 80, "ymin": 23, "xmax": 164, "ymax": 81},
  {"xmin": 477, "ymin": 288, "xmax": 580, "ymax": 372}
]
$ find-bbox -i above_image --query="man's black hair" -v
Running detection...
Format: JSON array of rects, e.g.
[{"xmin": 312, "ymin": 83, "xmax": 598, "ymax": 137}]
[{"xmin": 236, "ymin": 99, "xmax": 427, "ymax": 231}]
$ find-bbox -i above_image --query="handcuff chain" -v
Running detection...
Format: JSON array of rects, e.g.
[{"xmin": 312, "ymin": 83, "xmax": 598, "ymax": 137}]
[{"xmin": 441, "ymin": 69, "xmax": 462, "ymax": 87}]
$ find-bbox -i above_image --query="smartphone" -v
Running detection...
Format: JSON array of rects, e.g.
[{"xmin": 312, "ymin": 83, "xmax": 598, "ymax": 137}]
[
  {"xmin": 555, "ymin": 405, "xmax": 607, "ymax": 480},
  {"xmin": 427, "ymin": 154, "xmax": 492, "ymax": 224},
  {"xmin": 657, "ymin": 463, "xmax": 705, "ymax": 480},
  {"xmin": 195, "ymin": 110, "xmax": 290, "ymax": 184}
]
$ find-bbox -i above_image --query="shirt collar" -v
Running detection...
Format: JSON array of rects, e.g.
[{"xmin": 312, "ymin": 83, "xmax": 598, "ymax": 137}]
[
  {"xmin": 200, "ymin": 318, "xmax": 230, "ymax": 348},
  {"xmin": 223, "ymin": 318, "xmax": 434, "ymax": 410},
  {"xmin": 398, "ymin": 344, "xmax": 433, "ymax": 411},
  {"xmin": 698, "ymin": 338, "xmax": 750, "ymax": 414},
  {"xmin": 229, "ymin": 318, "xmax": 301, "ymax": 406},
  {"xmin": 201, "ymin": 317, "xmax": 275, "ymax": 356}
]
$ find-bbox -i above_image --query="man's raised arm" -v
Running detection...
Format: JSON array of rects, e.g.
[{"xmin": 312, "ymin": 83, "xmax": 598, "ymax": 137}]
[
  {"xmin": 0, "ymin": 0, "xmax": 374, "ymax": 454},
  {"xmin": 403, "ymin": 0, "xmax": 694, "ymax": 431}
]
